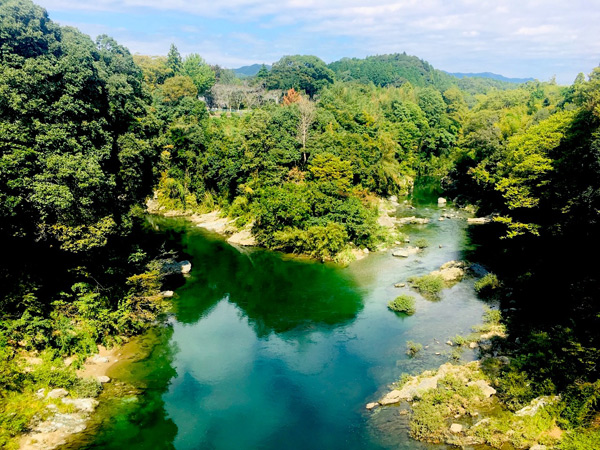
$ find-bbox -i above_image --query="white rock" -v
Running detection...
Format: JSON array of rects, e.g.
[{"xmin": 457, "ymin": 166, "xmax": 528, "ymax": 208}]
[
  {"xmin": 469, "ymin": 342, "xmax": 478, "ymax": 349},
  {"xmin": 467, "ymin": 379, "xmax": 497, "ymax": 398},
  {"xmin": 179, "ymin": 260, "xmax": 192, "ymax": 274},
  {"xmin": 366, "ymin": 402, "xmax": 379, "ymax": 410},
  {"xmin": 450, "ymin": 423, "xmax": 463, "ymax": 433},
  {"xmin": 97, "ymin": 375, "xmax": 111, "ymax": 384},
  {"xmin": 91, "ymin": 355, "xmax": 109, "ymax": 364},
  {"xmin": 467, "ymin": 217, "xmax": 491, "ymax": 225},
  {"xmin": 61, "ymin": 398, "xmax": 99, "ymax": 413},
  {"xmin": 47, "ymin": 388, "xmax": 69, "ymax": 399},
  {"xmin": 363, "ymin": 248, "xmax": 370, "ymax": 254},
  {"xmin": 160, "ymin": 290, "xmax": 174, "ymax": 298},
  {"xmin": 438, "ymin": 197, "xmax": 447, "ymax": 206},
  {"xmin": 529, "ymin": 445, "xmax": 547, "ymax": 450},
  {"xmin": 36, "ymin": 388, "xmax": 46, "ymax": 398},
  {"xmin": 516, "ymin": 396, "xmax": 559, "ymax": 417}
]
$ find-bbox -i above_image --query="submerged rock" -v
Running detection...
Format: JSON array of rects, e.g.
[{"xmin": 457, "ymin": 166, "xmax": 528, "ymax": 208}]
[
  {"xmin": 397, "ymin": 216, "xmax": 430, "ymax": 225},
  {"xmin": 392, "ymin": 250, "xmax": 409, "ymax": 258}
]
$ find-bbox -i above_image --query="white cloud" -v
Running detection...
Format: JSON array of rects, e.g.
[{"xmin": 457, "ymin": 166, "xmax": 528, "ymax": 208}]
[{"xmin": 35, "ymin": 0, "xmax": 600, "ymax": 83}]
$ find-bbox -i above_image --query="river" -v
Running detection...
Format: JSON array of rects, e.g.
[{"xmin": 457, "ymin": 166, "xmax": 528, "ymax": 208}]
[{"xmin": 67, "ymin": 186, "xmax": 494, "ymax": 450}]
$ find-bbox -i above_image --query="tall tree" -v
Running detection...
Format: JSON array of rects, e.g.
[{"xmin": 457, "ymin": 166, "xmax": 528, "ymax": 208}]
[{"xmin": 166, "ymin": 43, "xmax": 182, "ymax": 74}]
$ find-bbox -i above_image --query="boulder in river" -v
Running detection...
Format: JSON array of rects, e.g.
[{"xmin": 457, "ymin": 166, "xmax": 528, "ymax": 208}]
[
  {"xmin": 438, "ymin": 197, "xmax": 447, "ymax": 206},
  {"xmin": 430, "ymin": 260, "xmax": 468, "ymax": 283},
  {"xmin": 397, "ymin": 216, "xmax": 430, "ymax": 225},
  {"xmin": 160, "ymin": 259, "xmax": 192, "ymax": 275},
  {"xmin": 467, "ymin": 217, "xmax": 491, "ymax": 225}
]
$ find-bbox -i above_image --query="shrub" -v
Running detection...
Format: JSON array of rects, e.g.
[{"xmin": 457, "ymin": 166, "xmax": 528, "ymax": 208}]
[
  {"xmin": 71, "ymin": 378, "xmax": 103, "ymax": 398},
  {"xmin": 453, "ymin": 334, "xmax": 468, "ymax": 346},
  {"xmin": 409, "ymin": 397, "xmax": 447, "ymax": 442},
  {"xmin": 414, "ymin": 238, "xmax": 429, "ymax": 248},
  {"xmin": 406, "ymin": 340, "xmax": 423, "ymax": 357},
  {"xmin": 559, "ymin": 381, "xmax": 600, "ymax": 428},
  {"xmin": 559, "ymin": 428, "xmax": 600, "ymax": 450},
  {"xmin": 408, "ymin": 274, "xmax": 445, "ymax": 300},
  {"xmin": 495, "ymin": 369, "xmax": 536, "ymax": 411},
  {"xmin": 474, "ymin": 273, "xmax": 501, "ymax": 297},
  {"xmin": 388, "ymin": 295, "xmax": 416, "ymax": 315}
]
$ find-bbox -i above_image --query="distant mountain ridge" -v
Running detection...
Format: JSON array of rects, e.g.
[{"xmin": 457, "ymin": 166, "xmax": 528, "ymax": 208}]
[
  {"xmin": 233, "ymin": 64, "xmax": 271, "ymax": 77},
  {"xmin": 447, "ymin": 71, "xmax": 534, "ymax": 84}
]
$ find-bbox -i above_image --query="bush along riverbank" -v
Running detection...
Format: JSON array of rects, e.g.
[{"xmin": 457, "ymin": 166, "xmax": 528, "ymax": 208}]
[
  {"xmin": 0, "ymin": 252, "xmax": 191, "ymax": 450},
  {"xmin": 147, "ymin": 195, "xmax": 412, "ymax": 266},
  {"xmin": 366, "ymin": 304, "xmax": 600, "ymax": 449}
]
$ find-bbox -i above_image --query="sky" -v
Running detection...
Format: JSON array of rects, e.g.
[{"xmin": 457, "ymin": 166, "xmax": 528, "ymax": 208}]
[{"xmin": 35, "ymin": 0, "xmax": 600, "ymax": 84}]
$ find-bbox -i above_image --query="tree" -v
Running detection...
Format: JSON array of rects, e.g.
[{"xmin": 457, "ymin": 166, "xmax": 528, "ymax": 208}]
[
  {"xmin": 133, "ymin": 55, "xmax": 173, "ymax": 88},
  {"xmin": 166, "ymin": 43, "xmax": 182, "ymax": 74},
  {"xmin": 297, "ymin": 97, "xmax": 316, "ymax": 164},
  {"xmin": 182, "ymin": 53, "xmax": 215, "ymax": 95},
  {"xmin": 267, "ymin": 55, "xmax": 335, "ymax": 98},
  {"xmin": 160, "ymin": 75, "xmax": 197, "ymax": 103}
]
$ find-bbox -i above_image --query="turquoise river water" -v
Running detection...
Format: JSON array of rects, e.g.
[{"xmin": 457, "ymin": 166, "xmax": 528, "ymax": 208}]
[{"xmin": 68, "ymin": 189, "xmax": 494, "ymax": 450}]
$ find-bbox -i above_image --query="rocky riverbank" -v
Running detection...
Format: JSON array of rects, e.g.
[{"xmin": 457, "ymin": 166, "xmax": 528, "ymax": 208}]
[
  {"xmin": 365, "ymin": 309, "xmax": 564, "ymax": 450},
  {"xmin": 19, "ymin": 344, "xmax": 138, "ymax": 450}
]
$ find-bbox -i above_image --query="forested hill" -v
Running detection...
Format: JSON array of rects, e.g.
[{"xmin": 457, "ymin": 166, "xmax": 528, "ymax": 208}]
[
  {"xmin": 1, "ymin": 0, "xmax": 600, "ymax": 447},
  {"xmin": 328, "ymin": 53, "xmax": 453, "ymax": 89}
]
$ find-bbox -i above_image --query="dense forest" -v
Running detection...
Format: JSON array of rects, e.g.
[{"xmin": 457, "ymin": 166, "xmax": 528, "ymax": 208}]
[{"xmin": 1, "ymin": 0, "xmax": 599, "ymax": 448}]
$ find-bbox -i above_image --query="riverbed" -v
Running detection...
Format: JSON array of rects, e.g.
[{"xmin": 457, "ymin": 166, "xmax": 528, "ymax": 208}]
[{"xmin": 66, "ymin": 190, "xmax": 494, "ymax": 450}]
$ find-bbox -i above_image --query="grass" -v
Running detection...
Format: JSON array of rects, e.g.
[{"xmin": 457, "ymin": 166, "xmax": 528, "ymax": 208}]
[
  {"xmin": 474, "ymin": 273, "xmax": 501, "ymax": 298},
  {"xmin": 406, "ymin": 341, "xmax": 423, "ymax": 357},
  {"xmin": 408, "ymin": 274, "xmax": 445, "ymax": 300},
  {"xmin": 388, "ymin": 295, "xmax": 416, "ymax": 315},
  {"xmin": 414, "ymin": 238, "xmax": 429, "ymax": 249}
]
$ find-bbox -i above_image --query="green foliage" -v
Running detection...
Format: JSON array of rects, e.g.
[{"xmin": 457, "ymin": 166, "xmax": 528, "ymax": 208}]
[
  {"xmin": 495, "ymin": 369, "xmax": 537, "ymax": 411},
  {"xmin": 474, "ymin": 273, "xmax": 501, "ymax": 297},
  {"xmin": 182, "ymin": 53, "xmax": 216, "ymax": 95},
  {"xmin": 452, "ymin": 334, "xmax": 468, "ymax": 346},
  {"xmin": 388, "ymin": 295, "xmax": 416, "ymax": 315},
  {"xmin": 405, "ymin": 340, "xmax": 423, "ymax": 357},
  {"xmin": 71, "ymin": 377, "xmax": 102, "ymax": 398},
  {"xmin": 559, "ymin": 428, "xmax": 600, "ymax": 450},
  {"xmin": 558, "ymin": 381, "xmax": 600, "ymax": 429},
  {"xmin": 408, "ymin": 274, "xmax": 445, "ymax": 300},
  {"xmin": 267, "ymin": 55, "xmax": 334, "ymax": 98},
  {"xmin": 414, "ymin": 238, "xmax": 429, "ymax": 248}
]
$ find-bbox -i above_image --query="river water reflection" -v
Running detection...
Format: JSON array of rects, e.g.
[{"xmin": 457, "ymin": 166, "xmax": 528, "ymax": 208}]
[{"xmin": 72, "ymin": 188, "xmax": 492, "ymax": 450}]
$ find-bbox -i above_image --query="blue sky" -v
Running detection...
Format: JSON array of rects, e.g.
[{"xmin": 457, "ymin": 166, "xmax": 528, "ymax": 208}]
[{"xmin": 35, "ymin": 0, "xmax": 600, "ymax": 84}]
